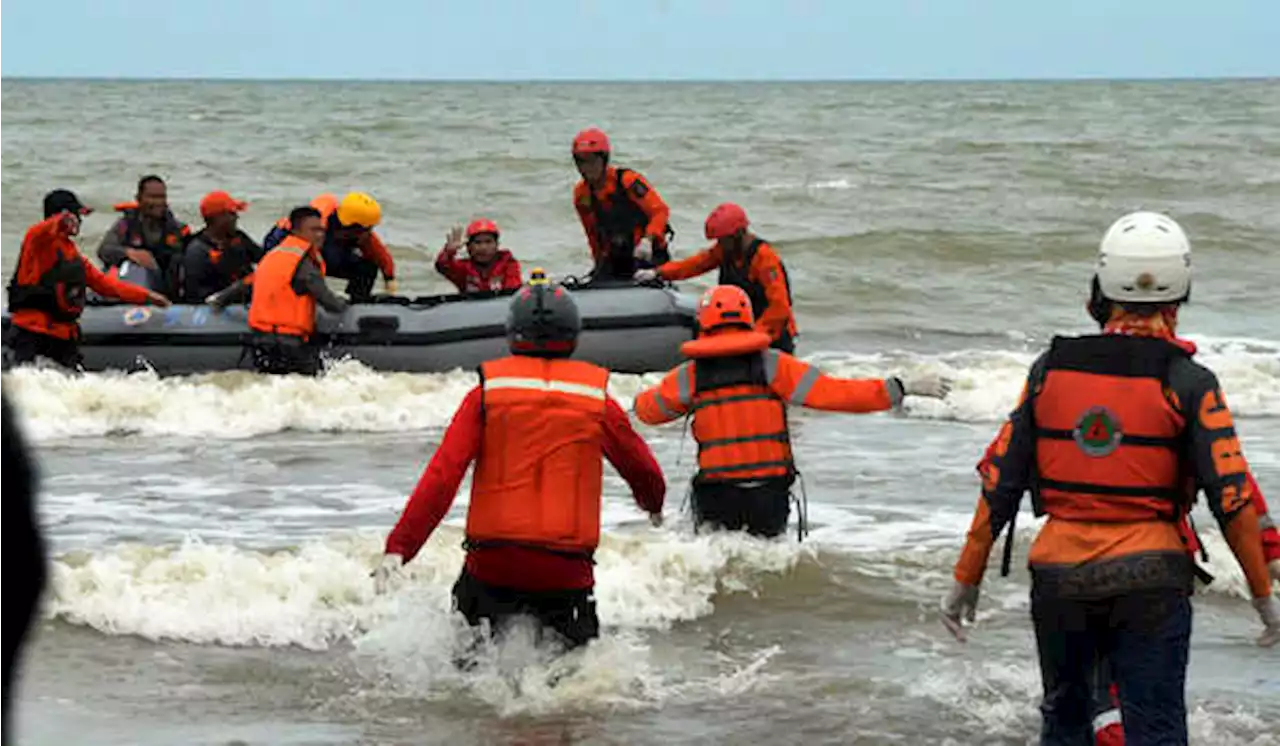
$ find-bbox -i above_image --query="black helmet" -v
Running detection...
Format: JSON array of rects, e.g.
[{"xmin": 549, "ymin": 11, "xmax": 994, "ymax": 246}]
[{"xmin": 506, "ymin": 269, "xmax": 581, "ymax": 357}]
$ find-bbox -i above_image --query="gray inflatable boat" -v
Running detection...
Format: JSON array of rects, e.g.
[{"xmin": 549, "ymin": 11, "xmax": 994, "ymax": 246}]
[{"xmin": 2, "ymin": 279, "xmax": 699, "ymax": 376}]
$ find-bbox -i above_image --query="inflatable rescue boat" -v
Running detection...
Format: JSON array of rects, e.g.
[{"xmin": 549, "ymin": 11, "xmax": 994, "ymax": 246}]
[{"xmin": 2, "ymin": 280, "xmax": 699, "ymax": 376}]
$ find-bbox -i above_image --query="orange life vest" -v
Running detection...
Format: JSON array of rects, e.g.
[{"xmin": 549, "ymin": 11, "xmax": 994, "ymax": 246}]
[
  {"xmin": 465, "ymin": 355, "xmax": 610, "ymax": 555},
  {"xmin": 684, "ymin": 329, "xmax": 794, "ymax": 483},
  {"xmin": 1031, "ymin": 335, "xmax": 1190, "ymax": 523},
  {"xmin": 247, "ymin": 237, "xmax": 325, "ymax": 340}
]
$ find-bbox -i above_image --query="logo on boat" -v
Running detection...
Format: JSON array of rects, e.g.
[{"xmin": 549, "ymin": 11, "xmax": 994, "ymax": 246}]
[
  {"xmin": 191, "ymin": 307, "xmax": 210, "ymax": 327},
  {"xmin": 122, "ymin": 306, "xmax": 152, "ymax": 327},
  {"xmin": 163, "ymin": 306, "xmax": 183, "ymax": 327},
  {"xmin": 1073, "ymin": 406, "xmax": 1123, "ymax": 457}
]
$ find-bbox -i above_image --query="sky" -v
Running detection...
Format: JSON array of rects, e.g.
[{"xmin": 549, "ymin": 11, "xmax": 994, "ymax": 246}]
[{"xmin": 2, "ymin": 0, "xmax": 1278, "ymax": 81}]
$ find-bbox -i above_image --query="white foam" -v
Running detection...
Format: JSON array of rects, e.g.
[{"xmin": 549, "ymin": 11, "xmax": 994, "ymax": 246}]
[
  {"xmin": 44, "ymin": 526, "xmax": 811, "ymax": 651},
  {"xmin": 6, "ymin": 335, "xmax": 1276, "ymax": 442}
]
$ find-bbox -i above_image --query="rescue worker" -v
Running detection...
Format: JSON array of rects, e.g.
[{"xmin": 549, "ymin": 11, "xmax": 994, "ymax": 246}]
[
  {"xmin": 6, "ymin": 189, "xmax": 171, "ymax": 370},
  {"xmin": 434, "ymin": 219, "xmax": 523, "ymax": 294},
  {"xmin": 635, "ymin": 203, "xmax": 798, "ymax": 353},
  {"xmin": 571, "ymin": 128, "xmax": 673, "ymax": 281},
  {"xmin": 973, "ymin": 431, "xmax": 1280, "ymax": 744},
  {"xmin": 633, "ymin": 284, "xmax": 950, "ymax": 538},
  {"xmin": 3, "ymin": 393, "xmax": 45, "ymax": 743},
  {"xmin": 96, "ymin": 174, "xmax": 191, "ymax": 296},
  {"xmin": 207, "ymin": 206, "xmax": 349, "ymax": 375},
  {"xmin": 262, "ymin": 192, "xmax": 396, "ymax": 300},
  {"xmin": 373, "ymin": 270, "xmax": 666, "ymax": 655},
  {"xmin": 940, "ymin": 212, "xmax": 1280, "ymax": 745},
  {"xmin": 179, "ymin": 190, "xmax": 263, "ymax": 302}
]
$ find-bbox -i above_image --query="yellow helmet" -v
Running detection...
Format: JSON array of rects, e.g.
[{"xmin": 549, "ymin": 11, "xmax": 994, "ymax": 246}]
[{"xmin": 336, "ymin": 192, "xmax": 381, "ymax": 229}]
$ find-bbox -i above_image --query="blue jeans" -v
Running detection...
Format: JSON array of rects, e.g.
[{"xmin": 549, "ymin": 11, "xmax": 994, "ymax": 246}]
[{"xmin": 1032, "ymin": 587, "xmax": 1192, "ymax": 746}]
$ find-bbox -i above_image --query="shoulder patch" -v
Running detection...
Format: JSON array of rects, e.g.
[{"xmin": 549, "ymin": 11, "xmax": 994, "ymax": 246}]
[
  {"xmin": 1073, "ymin": 406, "xmax": 1123, "ymax": 457},
  {"xmin": 630, "ymin": 178, "xmax": 650, "ymax": 198}
]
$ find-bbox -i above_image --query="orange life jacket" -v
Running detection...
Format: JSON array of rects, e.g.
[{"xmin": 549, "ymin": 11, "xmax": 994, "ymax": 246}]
[
  {"xmin": 465, "ymin": 355, "xmax": 610, "ymax": 555},
  {"xmin": 1031, "ymin": 335, "xmax": 1191, "ymax": 523},
  {"xmin": 247, "ymin": 237, "xmax": 324, "ymax": 340},
  {"xmin": 684, "ymin": 329, "xmax": 794, "ymax": 483}
]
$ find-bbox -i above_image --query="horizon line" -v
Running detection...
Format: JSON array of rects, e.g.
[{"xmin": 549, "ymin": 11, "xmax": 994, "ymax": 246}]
[{"xmin": 3, "ymin": 73, "xmax": 1278, "ymax": 85}]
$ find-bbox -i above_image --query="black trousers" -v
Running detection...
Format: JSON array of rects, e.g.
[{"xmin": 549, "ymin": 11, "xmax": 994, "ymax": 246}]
[
  {"xmin": 249, "ymin": 333, "xmax": 321, "ymax": 376},
  {"xmin": 1032, "ymin": 586, "xmax": 1192, "ymax": 746},
  {"xmin": 692, "ymin": 477, "xmax": 793, "ymax": 538},
  {"xmin": 451, "ymin": 570, "xmax": 599, "ymax": 655},
  {"xmin": 321, "ymin": 243, "xmax": 379, "ymax": 300},
  {"xmin": 5, "ymin": 326, "xmax": 84, "ymax": 371}
]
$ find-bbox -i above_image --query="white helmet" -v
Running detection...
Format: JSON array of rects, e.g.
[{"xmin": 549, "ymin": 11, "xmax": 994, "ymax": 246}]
[{"xmin": 1096, "ymin": 211, "xmax": 1191, "ymax": 304}]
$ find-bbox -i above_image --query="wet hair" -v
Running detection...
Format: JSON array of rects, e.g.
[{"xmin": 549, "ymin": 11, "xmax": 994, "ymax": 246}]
[
  {"xmin": 289, "ymin": 206, "xmax": 323, "ymax": 232},
  {"xmin": 136, "ymin": 175, "xmax": 166, "ymax": 195}
]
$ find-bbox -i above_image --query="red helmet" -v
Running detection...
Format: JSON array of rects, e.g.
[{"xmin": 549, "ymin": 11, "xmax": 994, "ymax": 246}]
[
  {"xmin": 466, "ymin": 218, "xmax": 500, "ymax": 240},
  {"xmin": 697, "ymin": 285, "xmax": 755, "ymax": 332},
  {"xmin": 572, "ymin": 128, "xmax": 611, "ymax": 156},
  {"xmin": 704, "ymin": 203, "xmax": 749, "ymax": 240}
]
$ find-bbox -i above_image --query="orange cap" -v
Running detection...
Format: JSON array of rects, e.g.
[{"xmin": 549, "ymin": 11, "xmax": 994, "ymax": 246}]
[{"xmin": 200, "ymin": 191, "xmax": 249, "ymax": 218}]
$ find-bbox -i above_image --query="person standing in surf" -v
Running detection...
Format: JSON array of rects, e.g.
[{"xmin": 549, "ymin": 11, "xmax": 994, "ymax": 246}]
[
  {"xmin": 941, "ymin": 211, "xmax": 1280, "ymax": 744},
  {"xmin": 374, "ymin": 272, "xmax": 665, "ymax": 656},
  {"xmin": 634, "ymin": 284, "xmax": 950, "ymax": 538}
]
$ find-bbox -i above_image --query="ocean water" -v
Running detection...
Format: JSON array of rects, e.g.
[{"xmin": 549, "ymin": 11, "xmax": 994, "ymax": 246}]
[{"xmin": 3, "ymin": 78, "xmax": 1279, "ymax": 745}]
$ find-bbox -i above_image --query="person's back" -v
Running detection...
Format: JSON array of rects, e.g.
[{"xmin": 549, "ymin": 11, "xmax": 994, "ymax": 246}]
[
  {"xmin": 635, "ymin": 285, "xmax": 949, "ymax": 537},
  {"xmin": 941, "ymin": 211, "xmax": 1280, "ymax": 745},
  {"xmin": 375, "ymin": 270, "xmax": 665, "ymax": 656},
  {"xmin": 467, "ymin": 354, "xmax": 610, "ymax": 556}
]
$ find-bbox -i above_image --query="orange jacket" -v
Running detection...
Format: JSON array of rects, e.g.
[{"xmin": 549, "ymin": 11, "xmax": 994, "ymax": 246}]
[
  {"xmin": 8, "ymin": 216, "xmax": 152, "ymax": 340},
  {"xmin": 574, "ymin": 166, "xmax": 670, "ymax": 263},
  {"xmin": 634, "ymin": 328, "xmax": 897, "ymax": 482},
  {"xmin": 656, "ymin": 239, "xmax": 797, "ymax": 342},
  {"xmin": 271, "ymin": 194, "xmax": 396, "ymax": 281},
  {"xmin": 464, "ymin": 355, "xmax": 612, "ymax": 554},
  {"xmin": 247, "ymin": 237, "xmax": 323, "ymax": 340},
  {"xmin": 953, "ymin": 334, "xmax": 1273, "ymax": 601}
]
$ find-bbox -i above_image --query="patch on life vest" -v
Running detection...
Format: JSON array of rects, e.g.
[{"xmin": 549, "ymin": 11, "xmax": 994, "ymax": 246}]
[
  {"xmin": 1073, "ymin": 406, "xmax": 1123, "ymax": 457},
  {"xmin": 122, "ymin": 306, "xmax": 152, "ymax": 327},
  {"xmin": 630, "ymin": 179, "xmax": 649, "ymax": 198}
]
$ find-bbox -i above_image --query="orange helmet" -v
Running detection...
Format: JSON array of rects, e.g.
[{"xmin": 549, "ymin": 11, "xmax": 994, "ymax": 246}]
[
  {"xmin": 572, "ymin": 127, "xmax": 611, "ymax": 156},
  {"xmin": 697, "ymin": 285, "xmax": 755, "ymax": 332},
  {"xmin": 704, "ymin": 203, "xmax": 749, "ymax": 240},
  {"xmin": 466, "ymin": 218, "xmax": 500, "ymax": 240}
]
